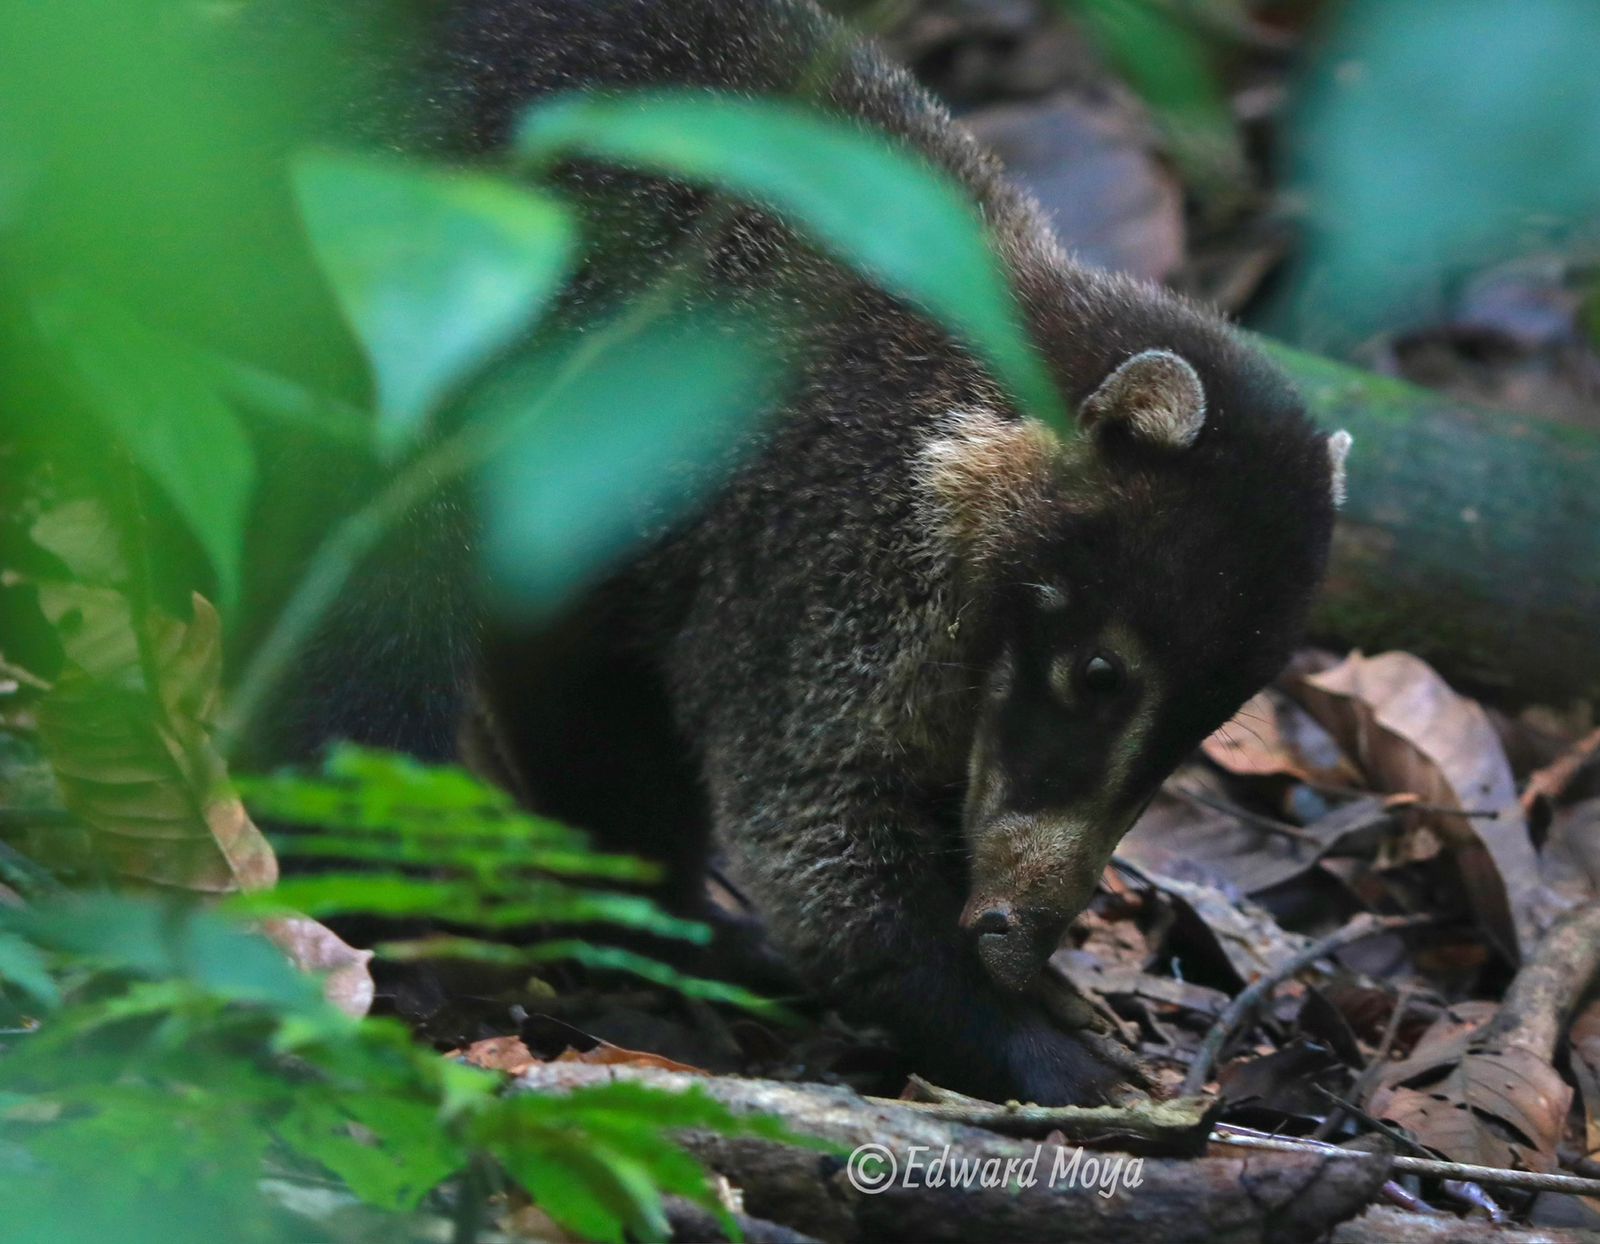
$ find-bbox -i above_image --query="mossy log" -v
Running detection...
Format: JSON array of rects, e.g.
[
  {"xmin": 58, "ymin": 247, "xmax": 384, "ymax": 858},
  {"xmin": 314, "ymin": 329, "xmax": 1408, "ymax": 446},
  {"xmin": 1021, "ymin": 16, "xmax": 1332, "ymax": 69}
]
[{"xmin": 1265, "ymin": 341, "xmax": 1600, "ymax": 705}]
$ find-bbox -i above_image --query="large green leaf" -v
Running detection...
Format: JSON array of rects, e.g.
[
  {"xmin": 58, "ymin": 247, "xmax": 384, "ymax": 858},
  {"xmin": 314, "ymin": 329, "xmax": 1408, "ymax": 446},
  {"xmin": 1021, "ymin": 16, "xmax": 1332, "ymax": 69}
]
[
  {"xmin": 477, "ymin": 307, "xmax": 783, "ymax": 612},
  {"xmin": 294, "ymin": 153, "xmax": 578, "ymax": 455},
  {"xmin": 516, "ymin": 90, "xmax": 1068, "ymax": 430},
  {"xmin": 33, "ymin": 292, "xmax": 254, "ymax": 608}
]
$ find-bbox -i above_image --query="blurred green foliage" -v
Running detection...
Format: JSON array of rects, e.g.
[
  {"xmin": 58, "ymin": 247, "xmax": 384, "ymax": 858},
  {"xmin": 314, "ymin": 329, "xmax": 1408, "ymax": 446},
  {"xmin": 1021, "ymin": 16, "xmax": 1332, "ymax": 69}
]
[
  {"xmin": 0, "ymin": 887, "xmax": 799, "ymax": 1244},
  {"xmin": 518, "ymin": 90, "xmax": 1070, "ymax": 428},
  {"xmin": 0, "ymin": 2, "xmax": 1042, "ymax": 1238},
  {"xmin": 293, "ymin": 153, "xmax": 578, "ymax": 459},
  {"xmin": 1282, "ymin": 0, "xmax": 1600, "ymax": 347},
  {"xmin": 1055, "ymin": 0, "xmax": 1246, "ymax": 203}
]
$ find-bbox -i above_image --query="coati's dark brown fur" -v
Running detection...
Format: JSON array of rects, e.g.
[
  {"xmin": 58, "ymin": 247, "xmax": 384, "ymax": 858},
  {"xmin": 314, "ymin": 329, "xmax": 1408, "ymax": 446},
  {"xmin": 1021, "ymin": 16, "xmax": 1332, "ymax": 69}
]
[{"xmin": 273, "ymin": 0, "xmax": 1345, "ymax": 1103}]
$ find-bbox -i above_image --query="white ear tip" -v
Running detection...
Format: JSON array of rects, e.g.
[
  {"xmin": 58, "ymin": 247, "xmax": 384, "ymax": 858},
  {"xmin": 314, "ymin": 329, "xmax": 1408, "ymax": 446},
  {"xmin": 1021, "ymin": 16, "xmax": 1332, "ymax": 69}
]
[{"xmin": 1327, "ymin": 429, "xmax": 1352, "ymax": 508}]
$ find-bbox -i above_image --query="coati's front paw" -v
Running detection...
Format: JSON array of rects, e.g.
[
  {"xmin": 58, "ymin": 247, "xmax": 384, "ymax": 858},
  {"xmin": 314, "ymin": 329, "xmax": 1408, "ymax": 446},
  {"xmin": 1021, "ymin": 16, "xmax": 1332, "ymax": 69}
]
[{"xmin": 1003, "ymin": 1014, "xmax": 1150, "ymax": 1106}]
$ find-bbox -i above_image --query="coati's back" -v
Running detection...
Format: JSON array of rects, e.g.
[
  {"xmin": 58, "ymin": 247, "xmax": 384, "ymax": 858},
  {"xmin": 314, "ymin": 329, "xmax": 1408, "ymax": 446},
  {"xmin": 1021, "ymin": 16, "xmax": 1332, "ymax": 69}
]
[{"xmin": 308, "ymin": 0, "xmax": 1345, "ymax": 1102}]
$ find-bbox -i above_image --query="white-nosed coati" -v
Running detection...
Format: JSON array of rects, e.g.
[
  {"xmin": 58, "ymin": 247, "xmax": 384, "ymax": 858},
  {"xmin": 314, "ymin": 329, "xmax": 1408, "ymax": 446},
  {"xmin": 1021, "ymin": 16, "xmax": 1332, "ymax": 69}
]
[{"xmin": 267, "ymin": 0, "xmax": 1348, "ymax": 1104}]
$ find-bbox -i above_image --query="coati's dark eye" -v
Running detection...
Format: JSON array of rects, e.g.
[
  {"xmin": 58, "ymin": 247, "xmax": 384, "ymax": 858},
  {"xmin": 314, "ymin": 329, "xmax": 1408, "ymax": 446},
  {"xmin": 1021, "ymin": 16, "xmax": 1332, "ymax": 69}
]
[{"xmin": 1078, "ymin": 653, "xmax": 1124, "ymax": 696}]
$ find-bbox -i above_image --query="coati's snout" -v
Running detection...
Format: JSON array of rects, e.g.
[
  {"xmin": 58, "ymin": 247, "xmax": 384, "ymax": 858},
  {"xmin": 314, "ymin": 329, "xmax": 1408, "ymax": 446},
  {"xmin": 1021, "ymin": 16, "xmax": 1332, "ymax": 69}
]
[
  {"xmin": 959, "ymin": 812, "xmax": 1121, "ymax": 993},
  {"xmin": 957, "ymin": 606, "xmax": 1158, "ymax": 993}
]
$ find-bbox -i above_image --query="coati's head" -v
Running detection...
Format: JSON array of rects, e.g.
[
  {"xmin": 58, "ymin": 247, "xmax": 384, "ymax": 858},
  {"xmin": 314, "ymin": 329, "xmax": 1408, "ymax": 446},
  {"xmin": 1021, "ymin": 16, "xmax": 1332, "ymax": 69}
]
[{"xmin": 921, "ymin": 324, "xmax": 1350, "ymax": 994}]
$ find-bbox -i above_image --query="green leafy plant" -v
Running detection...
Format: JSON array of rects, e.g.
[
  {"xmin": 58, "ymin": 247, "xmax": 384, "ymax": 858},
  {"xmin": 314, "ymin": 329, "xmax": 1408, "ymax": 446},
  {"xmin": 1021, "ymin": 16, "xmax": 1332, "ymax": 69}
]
[
  {"xmin": 0, "ymin": 891, "xmax": 799, "ymax": 1244},
  {"xmin": 239, "ymin": 745, "xmax": 792, "ymax": 1018},
  {"xmin": 1, "ymin": 3, "xmax": 1068, "ymax": 1240}
]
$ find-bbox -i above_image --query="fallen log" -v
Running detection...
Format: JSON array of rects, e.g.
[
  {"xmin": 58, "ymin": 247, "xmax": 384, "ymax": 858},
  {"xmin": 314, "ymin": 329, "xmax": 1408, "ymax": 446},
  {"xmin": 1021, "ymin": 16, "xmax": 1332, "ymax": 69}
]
[
  {"xmin": 1265, "ymin": 342, "xmax": 1600, "ymax": 705},
  {"xmin": 514, "ymin": 1062, "xmax": 1392, "ymax": 1243},
  {"xmin": 1332, "ymin": 1207, "xmax": 1593, "ymax": 1243}
]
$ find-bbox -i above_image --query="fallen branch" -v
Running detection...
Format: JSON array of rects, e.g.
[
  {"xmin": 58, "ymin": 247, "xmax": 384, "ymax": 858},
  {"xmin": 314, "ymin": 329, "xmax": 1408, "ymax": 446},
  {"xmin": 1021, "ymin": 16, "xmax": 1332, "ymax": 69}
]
[
  {"xmin": 515, "ymin": 1062, "xmax": 1391, "ymax": 1243},
  {"xmin": 1265, "ymin": 341, "xmax": 1600, "ymax": 705},
  {"xmin": 1479, "ymin": 899, "xmax": 1600, "ymax": 1060},
  {"xmin": 1181, "ymin": 913, "xmax": 1429, "ymax": 1095},
  {"xmin": 864, "ymin": 1086, "xmax": 1218, "ymax": 1150},
  {"xmin": 1333, "ymin": 1206, "xmax": 1589, "ymax": 1243}
]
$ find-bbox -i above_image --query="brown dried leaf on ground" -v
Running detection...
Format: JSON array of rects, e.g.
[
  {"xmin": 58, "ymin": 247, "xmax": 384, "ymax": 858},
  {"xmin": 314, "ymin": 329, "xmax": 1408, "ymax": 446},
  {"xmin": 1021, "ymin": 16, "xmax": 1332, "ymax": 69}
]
[
  {"xmin": 29, "ymin": 501, "xmax": 277, "ymax": 893},
  {"xmin": 1290, "ymin": 650, "xmax": 1537, "ymax": 961},
  {"xmin": 556, "ymin": 1041, "xmax": 707, "ymax": 1074},
  {"xmin": 36, "ymin": 586, "xmax": 278, "ymax": 892},
  {"xmin": 452, "ymin": 1035, "xmax": 541, "ymax": 1075},
  {"xmin": 260, "ymin": 915, "xmax": 375, "ymax": 1019},
  {"xmin": 1122, "ymin": 786, "xmax": 1390, "ymax": 898},
  {"xmin": 1109, "ymin": 855, "xmax": 1313, "ymax": 985},
  {"xmin": 1202, "ymin": 688, "xmax": 1360, "ymax": 786},
  {"xmin": 1367, "ymin": 898, "xmax": 1600, "ymax": 1176},
  {"xmin": 1372, "ymin": 1045, "xmax": 1570, "ymax": 1173},
  {"xmin": 450, "ymin": 1032, "xmax": 706, "ymax": 1077}
]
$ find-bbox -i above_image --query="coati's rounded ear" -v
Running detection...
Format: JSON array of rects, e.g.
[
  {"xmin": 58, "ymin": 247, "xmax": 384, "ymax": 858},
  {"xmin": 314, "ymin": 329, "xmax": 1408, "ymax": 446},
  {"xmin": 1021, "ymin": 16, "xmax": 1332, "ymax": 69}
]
[
  {"xmin": 1079, "ymin": 349, "xmax": 1206, "ymax": 450},
  {"xmin": 1327, "ymin": 429, "xmax": 1352, "ymax": 508}
]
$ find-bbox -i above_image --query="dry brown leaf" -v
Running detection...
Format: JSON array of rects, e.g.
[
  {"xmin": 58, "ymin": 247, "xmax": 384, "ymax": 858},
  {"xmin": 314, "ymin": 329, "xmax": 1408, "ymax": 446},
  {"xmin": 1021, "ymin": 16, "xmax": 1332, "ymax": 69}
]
[
  {"xmin": 1122, "ymin": 787, "xmax": 1388, "ymax": 897},
  {"xmin": 453, "ymin": 1035, "xmax": 541, "ymax": 1075},
  {"xmin": 556, "ymin": 1040, "xmax": 707, "ymax": 1075},
  {"xmin": 1369, "ymin": 1001, "xmax": 1572, "ymax": 1173},
  {"xmin": 259, "ymin": 916, "xmax": 374, "ymax": 1018},
  {"xmin": 1202, "ymin": 688, "xmax": 1360, "ymax": 785},
  {"xmin": 1109, "ymin": 855, "xmax": 1313, "ymax": 985},
  {"xmin": 1291, "ymin": 651, "xmax": 1536, "ymax": 960},
  {"xmin": 1372, "ymin": 1047, "xmax": 1570, "ymax": 1172},
  {"xmin": 449, "ymin": 1034, "xmax": 707, "ymax": 1077},
  {"xmin": 37, "ymin": 589, "xmax": 277, "ymax": 892}
]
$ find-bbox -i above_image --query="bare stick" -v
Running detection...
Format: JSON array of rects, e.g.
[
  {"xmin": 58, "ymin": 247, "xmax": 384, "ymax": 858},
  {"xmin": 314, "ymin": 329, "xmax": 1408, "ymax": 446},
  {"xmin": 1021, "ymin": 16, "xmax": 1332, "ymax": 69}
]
[
  {"xmin": 1181, "ymin": 913, "xmax": 1430, "ymax": 1096},
  {"xmin": 1211, "ymin": 1127, "xmax": 1600, "ymax": 1198},
  {"xmin": 1479, "ymin": 898, "xmax": 1600, "ymax": 1059}
]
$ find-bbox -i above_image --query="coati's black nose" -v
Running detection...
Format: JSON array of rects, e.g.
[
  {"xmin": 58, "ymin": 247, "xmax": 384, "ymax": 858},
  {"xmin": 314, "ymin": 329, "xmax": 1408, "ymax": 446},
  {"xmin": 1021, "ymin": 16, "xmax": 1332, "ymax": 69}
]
[{"xmin": 968, "ymin": 905, "xmax": 1014, "ymax": 937}]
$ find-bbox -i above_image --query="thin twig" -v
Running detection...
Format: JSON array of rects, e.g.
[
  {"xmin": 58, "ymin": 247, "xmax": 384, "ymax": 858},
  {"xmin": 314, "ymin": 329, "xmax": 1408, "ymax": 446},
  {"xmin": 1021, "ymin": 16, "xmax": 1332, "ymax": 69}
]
[
  {"xmin": 1181, "ymin": 913, "xmax": 1431, "ymax": 1096},
  {"xmin": 1170, "ymin": 786, "xmax": 1324, "ymax": 844},
  {"xmin": 1312, "ymin": 986, "xmax": 1415, "ymax": 1141},
  {"xmin": 864, "ymin": 1091, "xmax": 1218, "ymax": 1143},
  {"xmin": 1211, "ymin": 1126, "xmax": 1600, "ymax": 1198},
  {"xmin": 1312, "ymin": 1085, "xmax": 1430, "ymax": 1157}
]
